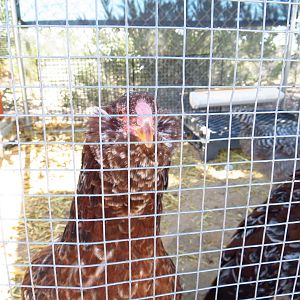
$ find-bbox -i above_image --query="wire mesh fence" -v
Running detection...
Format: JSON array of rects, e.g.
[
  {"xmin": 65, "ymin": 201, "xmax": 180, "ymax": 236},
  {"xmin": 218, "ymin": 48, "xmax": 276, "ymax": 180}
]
[{"xmin": 0, "ymin": 0, "xmax": 300, "ymax": 299}]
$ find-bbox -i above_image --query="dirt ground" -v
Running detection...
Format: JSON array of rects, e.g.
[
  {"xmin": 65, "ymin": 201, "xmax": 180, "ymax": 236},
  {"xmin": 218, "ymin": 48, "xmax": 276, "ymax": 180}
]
[
  {"xmin": 162, "ymin": 144, "xmax": 272, "ymax": 299},
  {"xmin": 0, "ymin": 121, "xmax": 274, "ymax": 299}
]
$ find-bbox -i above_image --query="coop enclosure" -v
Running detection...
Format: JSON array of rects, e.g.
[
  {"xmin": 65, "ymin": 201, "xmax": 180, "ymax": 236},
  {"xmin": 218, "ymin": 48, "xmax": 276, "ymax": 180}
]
[{"xmin": 1, "ymin": 0, "xmax": 300, "ymax": 299}]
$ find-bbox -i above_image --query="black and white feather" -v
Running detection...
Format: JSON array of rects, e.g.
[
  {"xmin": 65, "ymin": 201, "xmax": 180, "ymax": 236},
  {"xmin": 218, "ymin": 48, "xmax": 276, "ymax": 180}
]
[{"xmin": 235, "ymin": 109, "xmax": 300, "ymax": 181}]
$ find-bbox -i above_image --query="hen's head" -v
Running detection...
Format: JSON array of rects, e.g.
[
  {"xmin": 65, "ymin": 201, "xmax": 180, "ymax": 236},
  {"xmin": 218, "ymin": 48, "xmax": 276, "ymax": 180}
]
[
  {"xmin": 86, "ymin": 92, "xmax": 180, "ymax": 167},
  {"xmin": 105, "ymin": 92, "xmax": 156, "ymax": 148}
]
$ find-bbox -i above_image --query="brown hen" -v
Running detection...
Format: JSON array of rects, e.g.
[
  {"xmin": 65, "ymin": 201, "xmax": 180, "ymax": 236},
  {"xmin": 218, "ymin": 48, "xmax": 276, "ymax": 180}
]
[{"xmin": 22, "ymin": 92, "xmax": 182, "ymax": 299}]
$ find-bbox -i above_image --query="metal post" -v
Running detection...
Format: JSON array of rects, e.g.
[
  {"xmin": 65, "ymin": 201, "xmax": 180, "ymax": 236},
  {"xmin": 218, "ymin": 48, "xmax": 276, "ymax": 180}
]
[
  {"xmin": 282, "ymin": 1, "xmax": 299, "ymax": 99},
  {"xmin": 10, "ymin": 0, "xmax": 31, "ymax": 128}
]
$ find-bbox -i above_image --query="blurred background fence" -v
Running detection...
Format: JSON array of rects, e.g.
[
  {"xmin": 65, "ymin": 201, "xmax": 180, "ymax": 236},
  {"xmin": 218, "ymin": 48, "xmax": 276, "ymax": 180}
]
[{"xmin": 1, "ymin": 0, "xmax": 300, "ymax": 116}]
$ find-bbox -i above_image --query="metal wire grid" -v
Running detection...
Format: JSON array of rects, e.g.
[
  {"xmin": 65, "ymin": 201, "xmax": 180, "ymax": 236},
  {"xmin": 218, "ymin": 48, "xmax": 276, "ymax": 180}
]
[
  {"xmin": 237, "ymin": 2, "xmax": 297, "ymax": 299},
  {"xmin": 0, "ymin": 0, "xmax": 300, "ymax": 299}
]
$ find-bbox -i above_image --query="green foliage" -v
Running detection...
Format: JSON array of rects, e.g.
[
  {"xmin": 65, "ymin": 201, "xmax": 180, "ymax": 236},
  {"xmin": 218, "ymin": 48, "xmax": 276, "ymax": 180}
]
[
  {"xmin": 98, "ymin": 28, "xmax": 127, "ymax": 56},
  {"xmin": 63, "ymin": 28, "xmax": 128, "ymax": 111},
  {"xmin": 0, "ymin": 0, "xmax": 6, "ymax": 23},
  {"xmin": 9, "ymin": 0, "xmax": 296, "ymax": 112},
  {"xmin": 0, "ymin": 0, "xmax": 7, "ymax": 76}
]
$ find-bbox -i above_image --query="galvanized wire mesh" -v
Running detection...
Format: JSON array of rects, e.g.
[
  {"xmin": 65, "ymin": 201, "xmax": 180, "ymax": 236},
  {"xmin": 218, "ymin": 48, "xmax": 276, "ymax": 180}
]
[{"xmin": 0, "ymin": 0, "xmax": 300, "ymax": 299}]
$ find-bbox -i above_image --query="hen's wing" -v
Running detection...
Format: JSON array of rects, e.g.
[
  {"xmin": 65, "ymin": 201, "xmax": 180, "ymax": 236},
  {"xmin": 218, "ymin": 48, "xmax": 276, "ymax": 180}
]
[
  {"xmin": 156, "ymin": 164, "xmax": 170, "ymax": 228},
  {"xmin": 22, "ymin": 245, "xmax": 57, "ymax": 300},
  {"xmin": 22, "ymin": 243, "xmax": 108, "ymax": 299},
  {"xmin": 273, "ymin": 122, "xmax": 299, "ymax": 158},
  {"xmin": 204, "ymin": 178, "xmax": 300, "ymax": 299},
  {"xmin": 239, "ymin": 119, "xmax": 300, "ymax": 180}
]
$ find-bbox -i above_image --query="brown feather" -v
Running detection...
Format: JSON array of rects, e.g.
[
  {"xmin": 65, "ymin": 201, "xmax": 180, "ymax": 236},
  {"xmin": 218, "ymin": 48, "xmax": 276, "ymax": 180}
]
[{"xmin": 205, "ymin": 170, "xmax": 300, "ymax": 300}]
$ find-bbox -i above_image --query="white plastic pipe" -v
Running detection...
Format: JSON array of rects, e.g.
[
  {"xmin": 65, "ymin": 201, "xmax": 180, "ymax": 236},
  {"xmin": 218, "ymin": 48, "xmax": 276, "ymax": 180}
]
[{"xmin": 189, "ymin": 88, "xmax": 285, "ymax": 109}]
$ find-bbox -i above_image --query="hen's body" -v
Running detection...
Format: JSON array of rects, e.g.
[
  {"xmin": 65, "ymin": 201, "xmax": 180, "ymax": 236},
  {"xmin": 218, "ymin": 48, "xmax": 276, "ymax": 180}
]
[
  {"xmin": 22, "ymin": 93, "xmax": 182, "ymax": 299},
  {"xmin": 236, "ymin": 111, "xmax": 300, "ymax": 181},
  {"xmin": 205, "ymin": 170, "xmax": 300, "ymax": 300}
]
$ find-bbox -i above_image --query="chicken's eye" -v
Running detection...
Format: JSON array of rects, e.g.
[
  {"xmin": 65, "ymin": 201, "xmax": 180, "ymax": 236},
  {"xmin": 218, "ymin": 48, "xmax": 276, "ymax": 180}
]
[
  {"xmin": 119, "ymin": 116, "xmax": 135, "ymax": 133},
  {"xmin": 121, "ymin": 116, "xmax": 139, "ymax": 126}
]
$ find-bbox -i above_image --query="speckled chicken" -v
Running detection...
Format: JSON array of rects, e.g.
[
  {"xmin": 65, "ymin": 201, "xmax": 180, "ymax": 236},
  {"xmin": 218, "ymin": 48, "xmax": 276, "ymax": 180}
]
[
  {"xmin": 236, "ymin": 110, "xmax": 300, "ymax": 181},
  {"xmin": 205, "ymin": 169, "xmax": 300, "ymax": 300},
  {"xmin": 22, "ymin": 92, "xmax": 182, "ymax": 299}
]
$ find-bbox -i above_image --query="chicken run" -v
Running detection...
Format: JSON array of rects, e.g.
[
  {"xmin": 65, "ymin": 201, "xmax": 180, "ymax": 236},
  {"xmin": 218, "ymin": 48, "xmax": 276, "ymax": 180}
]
[
  {"xmin": 2, "ymin": 104, "xmax": 290, "ymax": 299},
  {"xmin": 1, "ymin": 0, "xmax": 300, "ymax": 299}
]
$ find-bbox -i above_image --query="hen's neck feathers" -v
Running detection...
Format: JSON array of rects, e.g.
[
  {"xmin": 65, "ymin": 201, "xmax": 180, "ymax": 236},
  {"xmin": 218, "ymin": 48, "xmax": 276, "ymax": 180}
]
[
  {"xmin": 62, "ymin": 112, "xmax": 179, "ymax": 244},
  {"xmin": 62, "ymin": 145, "xmax": 170, "ymax": 243}
]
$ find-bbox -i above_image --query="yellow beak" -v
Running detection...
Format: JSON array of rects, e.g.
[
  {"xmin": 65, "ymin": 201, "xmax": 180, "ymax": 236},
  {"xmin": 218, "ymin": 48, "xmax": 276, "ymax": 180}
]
[{"xmin": 136, "ymin": 122, "xmax": 154, "ymax": 148}]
